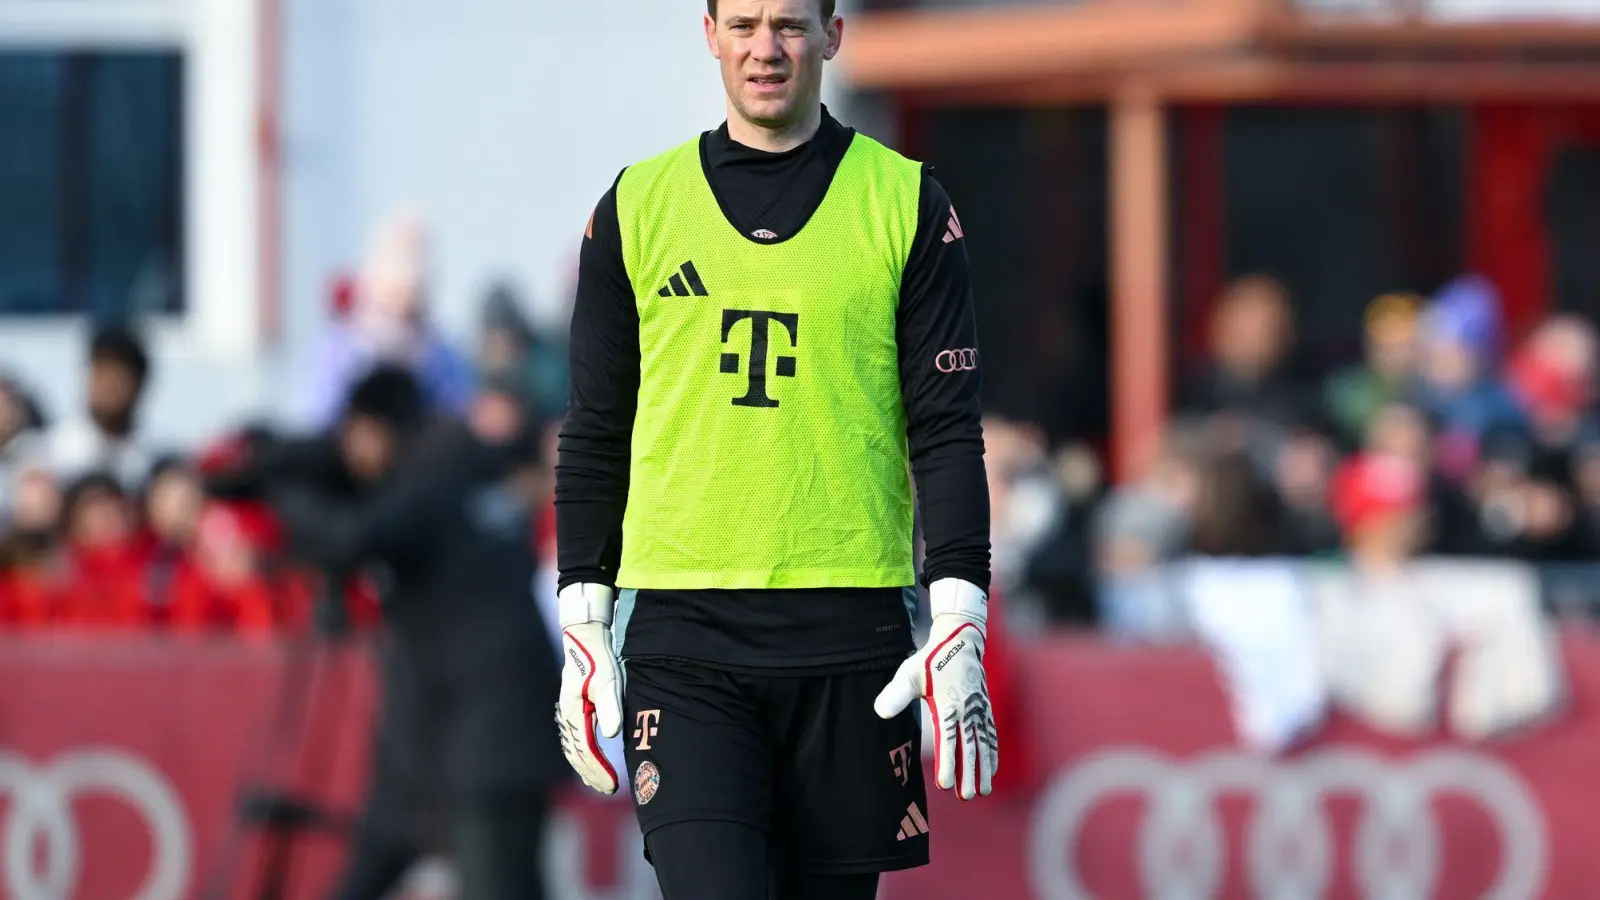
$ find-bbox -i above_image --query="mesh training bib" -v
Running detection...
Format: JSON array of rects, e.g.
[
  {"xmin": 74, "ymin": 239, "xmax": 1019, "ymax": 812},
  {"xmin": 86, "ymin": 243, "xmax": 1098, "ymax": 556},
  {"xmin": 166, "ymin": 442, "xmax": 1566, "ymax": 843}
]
[{"xmin": 613, "ymin": 132, "xmax": 923, "ymax": 589}]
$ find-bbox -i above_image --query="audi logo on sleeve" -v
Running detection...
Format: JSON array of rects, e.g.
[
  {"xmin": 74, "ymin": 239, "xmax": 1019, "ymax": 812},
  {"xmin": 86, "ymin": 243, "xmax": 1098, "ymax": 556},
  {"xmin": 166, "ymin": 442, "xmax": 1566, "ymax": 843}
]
[{"xmin": 935, "ymin": 348, "xmax": 978, "ymax": 373}]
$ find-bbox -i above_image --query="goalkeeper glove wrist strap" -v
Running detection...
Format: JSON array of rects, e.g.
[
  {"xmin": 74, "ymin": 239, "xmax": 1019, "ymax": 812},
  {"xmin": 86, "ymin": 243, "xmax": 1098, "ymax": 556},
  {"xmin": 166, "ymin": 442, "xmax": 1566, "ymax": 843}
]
[
  {"xmin": 928, "ymin": 577, "xmax": 988, "ymax": 629},
  {"xmin": 558, "ymin": 582, "xmax": 615, "ymax": 628}
]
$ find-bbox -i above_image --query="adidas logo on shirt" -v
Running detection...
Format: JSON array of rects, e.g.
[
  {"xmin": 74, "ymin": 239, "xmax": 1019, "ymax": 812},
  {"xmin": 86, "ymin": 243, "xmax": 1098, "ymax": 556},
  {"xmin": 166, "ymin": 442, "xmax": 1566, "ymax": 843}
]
[
  {"xmin": 657, "ymin": 261, "xmax": 709, "ymax": 298},
  {"xmin": 941, "ymin": 207, "xmax": 965, "ymax": 244}
]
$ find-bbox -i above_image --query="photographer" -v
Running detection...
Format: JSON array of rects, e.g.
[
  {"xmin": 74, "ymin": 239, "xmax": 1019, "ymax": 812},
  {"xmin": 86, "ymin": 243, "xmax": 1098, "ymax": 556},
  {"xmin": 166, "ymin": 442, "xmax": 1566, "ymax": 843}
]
[{"xmin": 212, "ymin": 365, "xmax": 561, "ymax": 900}]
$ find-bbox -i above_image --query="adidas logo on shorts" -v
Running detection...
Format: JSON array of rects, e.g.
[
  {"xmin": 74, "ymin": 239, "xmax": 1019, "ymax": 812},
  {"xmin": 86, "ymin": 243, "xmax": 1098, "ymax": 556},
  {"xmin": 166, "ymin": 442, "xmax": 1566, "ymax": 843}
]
[{"xmin": 895, "ymin": 802, "xmax": 929, "ymax": 841}]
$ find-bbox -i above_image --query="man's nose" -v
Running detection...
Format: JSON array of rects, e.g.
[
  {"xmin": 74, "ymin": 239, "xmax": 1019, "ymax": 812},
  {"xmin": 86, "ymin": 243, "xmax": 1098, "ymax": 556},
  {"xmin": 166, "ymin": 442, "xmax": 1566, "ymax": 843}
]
[{"xmin": 750, "ymin": 25, "xmax": 782, "ymax": 61}]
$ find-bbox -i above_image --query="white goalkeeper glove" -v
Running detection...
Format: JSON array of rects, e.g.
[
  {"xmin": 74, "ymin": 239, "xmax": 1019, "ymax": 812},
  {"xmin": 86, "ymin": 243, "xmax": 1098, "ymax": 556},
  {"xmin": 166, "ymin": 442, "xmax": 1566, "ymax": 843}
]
[
  {"xmin": 874, "ymin": 578, "xmax": 998, "ymax": 800},
  {"xmin": 555, "ymin": 582, "xmax": 623, "ymax": 794}
]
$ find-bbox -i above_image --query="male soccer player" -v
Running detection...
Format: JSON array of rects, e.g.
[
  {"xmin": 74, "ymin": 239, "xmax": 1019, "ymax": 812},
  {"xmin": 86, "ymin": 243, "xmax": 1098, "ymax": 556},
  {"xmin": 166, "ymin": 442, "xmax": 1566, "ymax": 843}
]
[{"xmin": 555, "ymin": 1, "xmax": 996, "ymax": 897}]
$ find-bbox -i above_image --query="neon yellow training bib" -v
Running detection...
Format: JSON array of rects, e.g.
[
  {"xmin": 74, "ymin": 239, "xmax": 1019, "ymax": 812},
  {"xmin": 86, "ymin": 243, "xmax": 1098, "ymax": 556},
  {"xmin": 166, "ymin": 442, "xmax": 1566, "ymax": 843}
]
[{"xmin": 613, "ymin": 132, "xmax": 923, "ymax": 589}]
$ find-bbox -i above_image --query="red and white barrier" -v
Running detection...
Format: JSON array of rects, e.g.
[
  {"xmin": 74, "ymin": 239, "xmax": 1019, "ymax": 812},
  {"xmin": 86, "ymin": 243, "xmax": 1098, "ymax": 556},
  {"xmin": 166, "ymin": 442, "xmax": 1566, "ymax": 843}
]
[{"xmin": 3, "ymin": 632, "xmax": 1599, "ymax": 898}]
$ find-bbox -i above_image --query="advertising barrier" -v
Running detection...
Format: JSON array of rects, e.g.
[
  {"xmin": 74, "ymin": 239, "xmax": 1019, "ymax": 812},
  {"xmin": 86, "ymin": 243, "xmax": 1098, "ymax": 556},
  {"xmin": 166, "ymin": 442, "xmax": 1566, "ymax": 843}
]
[{"xmin": 3, "ymin": 631, "xmax": 1600, "ymax": 898}]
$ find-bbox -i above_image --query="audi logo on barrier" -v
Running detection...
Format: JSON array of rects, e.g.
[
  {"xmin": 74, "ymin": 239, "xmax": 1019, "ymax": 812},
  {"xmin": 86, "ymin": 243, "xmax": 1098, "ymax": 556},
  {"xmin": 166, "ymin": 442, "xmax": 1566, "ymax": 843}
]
[
  {"xmin": 935, "ymin": 348, "xmax": 977, "ymax": 373},
  {"xmin": 1028, "ymin": 748, "xmax": 1547, "ymax": 900},
  {"xmin": 0, "ymin": 748, "xmax": 191, "ymax": 900}
]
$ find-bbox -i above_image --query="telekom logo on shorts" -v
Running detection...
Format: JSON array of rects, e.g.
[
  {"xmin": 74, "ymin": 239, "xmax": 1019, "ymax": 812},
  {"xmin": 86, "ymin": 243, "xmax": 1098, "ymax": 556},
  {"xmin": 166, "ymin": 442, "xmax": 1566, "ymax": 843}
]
[
  {"xmin": 889, "ymin": 740, "xmax": 914, "ymax": 786},
  {"xmin": 935, "ymin": 349, "xmax": 977, "ymax": 373},
  {"xmin": 633, "ymin": 710, "xmax": 661, "ymax": 750}
]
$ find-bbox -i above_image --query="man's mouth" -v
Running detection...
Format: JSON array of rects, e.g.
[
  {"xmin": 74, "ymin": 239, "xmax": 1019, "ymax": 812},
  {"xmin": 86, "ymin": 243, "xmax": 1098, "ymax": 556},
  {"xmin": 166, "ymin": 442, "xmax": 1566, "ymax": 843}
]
[{"xmin": 748, "ymin": 74, "xmax": 788, "ymax": 90}]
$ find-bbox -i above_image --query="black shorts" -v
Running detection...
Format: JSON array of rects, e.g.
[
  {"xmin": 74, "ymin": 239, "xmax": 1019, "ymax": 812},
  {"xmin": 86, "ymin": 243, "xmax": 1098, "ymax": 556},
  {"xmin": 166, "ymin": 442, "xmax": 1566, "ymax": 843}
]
[{"xmin": 619, "ymin": 657, "xmax": 930, "ymax": 874}]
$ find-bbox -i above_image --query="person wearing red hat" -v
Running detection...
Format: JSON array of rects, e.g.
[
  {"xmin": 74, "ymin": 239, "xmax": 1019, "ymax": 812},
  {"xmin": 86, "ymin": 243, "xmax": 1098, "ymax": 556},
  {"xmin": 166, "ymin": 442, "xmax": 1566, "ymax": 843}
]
[{"xmin": 1329, "ymin": 453, "xmax": 1427, "ymax": 571}]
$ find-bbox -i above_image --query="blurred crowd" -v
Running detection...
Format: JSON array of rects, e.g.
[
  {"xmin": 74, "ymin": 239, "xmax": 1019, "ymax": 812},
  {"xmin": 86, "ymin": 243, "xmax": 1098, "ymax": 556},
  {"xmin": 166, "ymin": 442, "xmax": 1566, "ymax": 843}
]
[
  {"xmin": 987, "ymin": 272, "xmax": 1600, "ymax": 629},
  {"xmin": 0, "ymin": 211, "xmax": 568, "ymax": 635},
  {"xmin": 7, "ymin": 214, "xmax": 1599, "ymax": 639}
]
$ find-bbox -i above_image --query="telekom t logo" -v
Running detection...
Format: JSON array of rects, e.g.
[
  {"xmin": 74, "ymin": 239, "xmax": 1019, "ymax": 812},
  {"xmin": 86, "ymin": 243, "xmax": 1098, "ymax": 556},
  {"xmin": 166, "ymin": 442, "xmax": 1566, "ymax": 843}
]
[
  {"xmin": 634, "ymin": 710, "xmax": 661, "ymax": 750},
  {"xmin": 719, "ymin": 309, "xmax": 799, "ymax": 408},
  {"xmin": 889, "ymin": 740, "xmax": 914, "ymax": 786}
]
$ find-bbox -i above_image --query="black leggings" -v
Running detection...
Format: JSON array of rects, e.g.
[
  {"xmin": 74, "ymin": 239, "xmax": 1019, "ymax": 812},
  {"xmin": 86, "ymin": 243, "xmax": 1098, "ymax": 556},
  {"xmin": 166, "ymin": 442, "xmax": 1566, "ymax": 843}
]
[{"xmin": 645, "ymin": 820, "xmax": 880, "ymax": 900}]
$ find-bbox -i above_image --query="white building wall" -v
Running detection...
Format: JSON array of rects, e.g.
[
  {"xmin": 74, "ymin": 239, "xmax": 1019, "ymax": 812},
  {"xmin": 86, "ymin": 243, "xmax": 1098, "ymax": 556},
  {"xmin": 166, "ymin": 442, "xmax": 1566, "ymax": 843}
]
[{"xmin": 1, "ymin": 0, "xmax": 876, "ymax": 448}]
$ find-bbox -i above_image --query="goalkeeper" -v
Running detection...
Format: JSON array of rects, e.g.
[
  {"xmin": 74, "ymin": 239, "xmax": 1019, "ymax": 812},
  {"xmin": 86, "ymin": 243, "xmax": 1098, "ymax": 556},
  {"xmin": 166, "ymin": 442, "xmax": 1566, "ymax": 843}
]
[{"xmin": 555, "ymin": 0, "xmax": 995, "ymax": 897}]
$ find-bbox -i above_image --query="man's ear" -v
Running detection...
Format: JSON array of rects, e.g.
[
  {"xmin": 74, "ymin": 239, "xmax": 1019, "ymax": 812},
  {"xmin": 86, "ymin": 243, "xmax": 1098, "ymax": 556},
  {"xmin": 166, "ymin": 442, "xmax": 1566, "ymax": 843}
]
[
  {"xmin": 822, "ymin": 14, "xmax": 843, "ymax": 61},
  {"xmin": 704, "ymin": 13, "xmax": 721, "ymax": 59}
]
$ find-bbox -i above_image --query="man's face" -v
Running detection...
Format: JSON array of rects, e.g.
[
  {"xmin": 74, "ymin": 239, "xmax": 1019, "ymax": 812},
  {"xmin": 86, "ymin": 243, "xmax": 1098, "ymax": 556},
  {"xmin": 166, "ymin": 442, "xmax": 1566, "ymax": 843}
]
[
  {"xmin": 469, "ymin": 389, "xmax": 524, "ymax": 446},
  {"xmin": 1422, "ymin": 337, "xmax": 1477, "ymax": 392},
  {"xmin": 1366, "ymin": 317, "xmax": 1417, "ymax": 381},
  {"xmin": 1368, "ymin": 404, "xmax": 1429, "ymax": 465},
  {"xmin": 148, "ymin": 468, "xmax": 204, "ymax": 545},
  {"xmin": 340, "ymin": 416, "xmax": 395, "ymax": 485},
  {"xmin": 1212, "ymin": 294, "xmax": 1289, "ymax": 380},
  {"xmin": 68, "ymin": 485, "xmax": 132, "ymax": 549},
  {"xmin": 13, "ymin": 468, "xmax": 59, "ymax": 532},
  {"xmin": 479, "ymin": 328, "xmax": 523, "ymax": 374},
  {"xmin": 88, "ymin": 359, "xmax": 139, "ymax": 420},
  {"xmin": 705, "ymin": 0, "xmax": 841, "ymax": 133}
]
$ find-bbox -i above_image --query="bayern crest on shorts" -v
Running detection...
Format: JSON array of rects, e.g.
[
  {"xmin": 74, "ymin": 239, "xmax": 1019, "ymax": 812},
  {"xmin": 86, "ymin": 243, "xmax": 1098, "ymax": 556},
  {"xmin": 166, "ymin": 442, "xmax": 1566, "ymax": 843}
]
[{"xmin": 634, "ymin": 760, "xmax": 661, "ymax": 805}]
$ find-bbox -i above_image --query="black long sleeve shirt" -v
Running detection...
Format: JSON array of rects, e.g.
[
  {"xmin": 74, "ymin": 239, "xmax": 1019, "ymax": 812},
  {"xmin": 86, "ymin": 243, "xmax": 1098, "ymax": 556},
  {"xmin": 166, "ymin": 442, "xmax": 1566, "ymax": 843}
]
[{"xmin": 556, "ymin": 108, "xmax": 989, "ymax": 672}]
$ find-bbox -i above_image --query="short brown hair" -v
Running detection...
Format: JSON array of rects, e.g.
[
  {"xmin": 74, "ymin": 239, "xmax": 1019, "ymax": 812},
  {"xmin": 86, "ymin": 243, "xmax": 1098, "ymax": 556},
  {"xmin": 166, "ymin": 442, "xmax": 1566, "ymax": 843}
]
[{"xmin": 708, "ymin": 0, "xmax": 837, "ymax": 20}]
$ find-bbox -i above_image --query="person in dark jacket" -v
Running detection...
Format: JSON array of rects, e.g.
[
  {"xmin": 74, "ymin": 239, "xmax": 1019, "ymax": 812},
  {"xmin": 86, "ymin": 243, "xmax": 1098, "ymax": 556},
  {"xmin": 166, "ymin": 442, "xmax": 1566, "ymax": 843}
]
[{"xmin": 222, "ymin": 365, "xmax": 561, "ymax": 900}]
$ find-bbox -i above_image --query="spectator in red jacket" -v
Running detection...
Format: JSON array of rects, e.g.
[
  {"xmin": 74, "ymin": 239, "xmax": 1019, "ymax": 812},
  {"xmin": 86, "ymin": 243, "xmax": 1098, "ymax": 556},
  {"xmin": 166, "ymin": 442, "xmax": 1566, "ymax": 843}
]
[
  {"xmin": 168, "ymin": 504, "xmax": 276, "ymax": 637},
  {"xmin": 137, "ymin": 456, "xmax": 205, "ymax": 626},
  {"xmin": 0, "ymin": 465, "xmax": 66, "ymax": 627},
  {"xmin": 195, "ymin": 427, "xmax": 385, "ymax": 634},
  {"xmin": 57, "ymin": 472, "xmax": 145, "ymax": 628}
]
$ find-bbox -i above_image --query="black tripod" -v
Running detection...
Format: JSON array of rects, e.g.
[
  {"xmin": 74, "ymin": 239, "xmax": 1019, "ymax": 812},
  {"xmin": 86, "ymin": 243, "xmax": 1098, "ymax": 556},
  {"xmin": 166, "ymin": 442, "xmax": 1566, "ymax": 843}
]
[{"xmin": 200, "ymin": 582, "xmax": 364, "ymax": 900}]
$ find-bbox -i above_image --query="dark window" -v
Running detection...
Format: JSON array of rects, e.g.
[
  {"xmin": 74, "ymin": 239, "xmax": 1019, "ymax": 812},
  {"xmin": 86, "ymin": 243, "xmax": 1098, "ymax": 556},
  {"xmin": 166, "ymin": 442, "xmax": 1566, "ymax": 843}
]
[
  {"xmin": 1218, "ymin": 106, "xmax": 1467, "ymax": 370},
  {"xmin": 919, "ymin": 106, "xmax": 1110, "ymax": 447},
  {"xmin": 0, "ymin": 51, "xmax": 184, "ymax": 317},
  {"xmin": 1548, "ymin": 144, "xmax": 1600, "ymax": 321}
]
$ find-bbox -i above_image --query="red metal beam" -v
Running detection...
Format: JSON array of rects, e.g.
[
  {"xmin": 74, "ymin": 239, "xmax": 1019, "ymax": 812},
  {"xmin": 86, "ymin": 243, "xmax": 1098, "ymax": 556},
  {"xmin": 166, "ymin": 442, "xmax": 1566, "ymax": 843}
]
[
  {"xmin": 896, "ymin": 59, "xmax": 1600, "ymax": 107},
  {"xmin": 1468, "ymin": 105, "xmax": 1554, "ymax": 342},
  {"xmin": 1110, "ymin": 89, "xmax": 1169, "ymax": 483},
  {"xmin": 1266, "ymin": 17, "xmax": 1600, "ymax": 50},
  {"xmin": 1177, "ymin": 105, "xmax": 1225, "ymax": 369},
  {"xmin": 841, "ymin": 0, "xmax": 1262, "ymax": 91},
  {"xmin": 844, "ymin": 0, "xmax": 1600, "ymax": 96}
]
